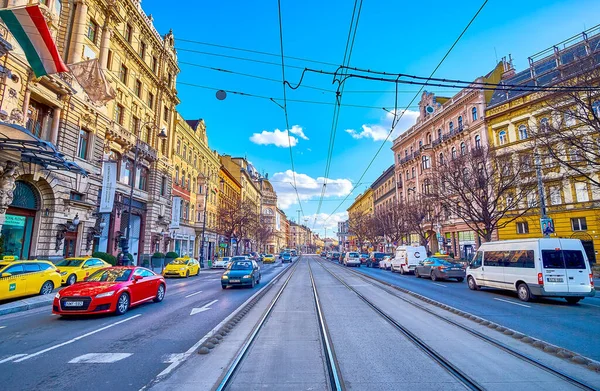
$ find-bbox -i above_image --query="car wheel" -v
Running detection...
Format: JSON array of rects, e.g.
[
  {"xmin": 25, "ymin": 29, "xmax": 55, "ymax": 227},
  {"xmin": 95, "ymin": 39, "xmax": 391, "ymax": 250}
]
[
  {"xmin": 115, "ymin": 293, "xmax": 130, "ymax": 315},
  {"xmin": 357, "ymin": 264, "xmax": 360, "ymax": 268},
  {"xmin": 467, "ymin": 276, "xmax": 479, "ymax": 290},
  {"xmin": 517, "ymin": 283, "xmax": 532, "ymax": 302},
  {"xmin": 39, "ymin": 281, "xmax": 54, "ymax": 295},
  {"xmin": 415, "ymin": 269, "xmax": 420, "ymax": 278},
  {"xmin": 185, "ymin": 270, "xmax": 190, "ymax": 278},
  {"xmin": 566, "ymin": 297, "xmax": 582, "ymax": 305},
  {"xmin": 431, "ymin": 272, "xmax": 437, "ymax": 281},
  {"xmin": 66, "ymin": 274, "xmax": 77, "ymax": 286},
  {"xmin": 456, "ymin": 277, "xmax": 464, "ymax": 282},
  {"xmin": 251, "ymin": 278, "xmax": 256, "ymax": 288},
  {"xmin": 222, "ymin": 285, "xmax": 227, "ymax": 290},
  {"xmin": 153, "ymin": 284, "xmax": 166, "ymax": 303},
  {"xmin": 400, "ymin": 267, "xmax": 405, "ymax": 275}
]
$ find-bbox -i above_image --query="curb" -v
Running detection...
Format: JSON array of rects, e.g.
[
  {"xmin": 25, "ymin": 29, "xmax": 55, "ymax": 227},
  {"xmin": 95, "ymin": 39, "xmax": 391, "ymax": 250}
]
[
  {"xmin": 0, "ymin": 297, "xmax": 53, "ymax": 316},
  {"xmin": 340, "ymin": 261, "xmax": 600, "ymax": 373}
]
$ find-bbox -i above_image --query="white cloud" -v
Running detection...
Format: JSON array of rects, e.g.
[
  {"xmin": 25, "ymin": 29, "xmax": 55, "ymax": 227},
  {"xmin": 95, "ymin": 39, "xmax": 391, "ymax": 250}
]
[
  {"xmin": 345, "ymin": 109, "xmax": 419, "ymax": 142},
  {"xmin": 288, "ymin": 125, "xmax": 309, "ymax": 140},
  {"xmin": 271, "ymin": 170, "xmax": 353, "ymax": 209},
  {"xmin": 304, "ymin": 212, "xmax": 348, "ymax": 234},
  {"xmin": 250, "ymin": 129, "xmax": 298, "ymax": 148}
]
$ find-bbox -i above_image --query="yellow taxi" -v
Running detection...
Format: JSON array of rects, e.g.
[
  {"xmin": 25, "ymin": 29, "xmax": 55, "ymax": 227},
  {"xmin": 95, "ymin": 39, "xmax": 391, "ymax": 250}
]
[
  {"xmin": 163, "ymin": 257, "xmax": 200, "ymax": 278},
  {"xmin": 262, "ymin": 254, "xmax": 275, "ymax": 263},
  {"xmin": 55, "ymin": 257, "xmax": 111, "ymax": 286},
  {"xmin": 0, "ymin": 258, "xmax": 62, "ymax": 300}
]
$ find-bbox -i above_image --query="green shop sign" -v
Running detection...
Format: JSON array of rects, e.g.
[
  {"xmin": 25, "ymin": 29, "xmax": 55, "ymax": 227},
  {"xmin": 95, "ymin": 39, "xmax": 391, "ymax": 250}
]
[{"xmin": 5, "ymin": 215, "xmax": 26, "ymax": 227}]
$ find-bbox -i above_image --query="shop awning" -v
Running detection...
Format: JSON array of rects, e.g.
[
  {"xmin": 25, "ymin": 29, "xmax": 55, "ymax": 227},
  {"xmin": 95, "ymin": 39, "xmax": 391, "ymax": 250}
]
[{"xmin": 0, "ymin": 121, "xmax": 88, "ymax": 176}]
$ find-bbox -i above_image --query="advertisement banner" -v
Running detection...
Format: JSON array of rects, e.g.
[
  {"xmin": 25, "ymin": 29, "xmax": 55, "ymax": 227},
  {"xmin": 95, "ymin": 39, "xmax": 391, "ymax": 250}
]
[
  {"xmin": 99, "ymin": 161, "xmax": 117, "ymax": 213},
  {"xmin": 276, "ymin": 213, "xmax": 281, "ymax": 231},
  {"xmin": 170, "ymin": 196, "xmax": 181, "ymax": 228}
]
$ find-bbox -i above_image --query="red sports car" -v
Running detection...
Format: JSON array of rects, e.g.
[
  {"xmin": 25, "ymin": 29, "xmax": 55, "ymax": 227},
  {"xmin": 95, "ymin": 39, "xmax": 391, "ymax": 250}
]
[{"xmin": 52, "ymin": 266, "xmax": 166, "ymax": 316}]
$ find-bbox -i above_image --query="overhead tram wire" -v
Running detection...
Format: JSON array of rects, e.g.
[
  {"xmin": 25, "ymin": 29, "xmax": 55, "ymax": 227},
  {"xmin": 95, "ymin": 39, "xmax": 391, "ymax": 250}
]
[
  {"xmin": 313, "ymin": 0, "xmax": 364, "ymax": 230},
  {"xmin": 323, "ymin": 0, "xmax": 490, "ymax": 224},
  {"xmin": 277, "ymin": 0, "xmax": 304, "ymax": 219}
]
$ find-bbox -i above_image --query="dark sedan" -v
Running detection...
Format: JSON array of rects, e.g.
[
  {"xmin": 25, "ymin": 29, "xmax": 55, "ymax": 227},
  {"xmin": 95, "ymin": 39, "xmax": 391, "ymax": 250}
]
[
  {"xmin": 414, "ymin": 257, "xmax": 465, "ymax": 282},
  {"xmin": 221, "ymin": 260, "xmax": 262, "ymax": 289}
]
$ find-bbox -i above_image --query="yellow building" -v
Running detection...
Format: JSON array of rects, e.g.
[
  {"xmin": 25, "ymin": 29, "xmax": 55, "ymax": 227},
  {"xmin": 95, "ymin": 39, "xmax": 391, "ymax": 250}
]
[
  {"xmin": 218, "ymin": 164, "xmax": 241, "ymax": 256},
  {"xmin": 346, "ymin": 189, "xmax": 374, "ymax": 250},
  {"xmin": 486, "ymin": 28, "xmax": 600, "ymax": 263}
]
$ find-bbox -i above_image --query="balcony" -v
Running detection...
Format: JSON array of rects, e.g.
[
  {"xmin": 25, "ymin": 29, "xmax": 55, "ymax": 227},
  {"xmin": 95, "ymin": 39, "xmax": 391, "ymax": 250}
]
[
  {"xmin": 136, "ymin": 140, "xmax": 158, "ymax": 162},
  {"xmin": 432, "ymin": 138, "xmax": 442, "ymax": 147}
]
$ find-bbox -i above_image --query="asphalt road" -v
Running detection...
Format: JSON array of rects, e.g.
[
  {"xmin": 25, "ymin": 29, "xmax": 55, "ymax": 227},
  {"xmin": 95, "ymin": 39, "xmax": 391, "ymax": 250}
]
[
  {"xmin": 328, "ymin": 258, "xmax": 600, "ymax": 361},
  {"xmin": 0, "ymin": 260, "xmax": 293, "ymax": 391}
]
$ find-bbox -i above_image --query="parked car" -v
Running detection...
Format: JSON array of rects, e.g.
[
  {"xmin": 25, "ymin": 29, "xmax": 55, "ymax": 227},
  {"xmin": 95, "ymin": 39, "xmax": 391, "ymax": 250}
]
[
  {"xmin": 415, "ymin": 257, "xmax": 465, "ymax": 282},
  {"xmin": 212, "ymin": 257, "xmax": 232, "ymax": 269},
  {"xmin": 281, "ymin": 253, "xmax": 292, "ymax": 263},
  {"xmin": 343, "ymin": 252, "xmax": 361, "ymax": 267},
  {"xmin": 53, "ymin": 267, "xmax": 166, "ymax": 316},
  {"xmin": 291, "ymin": 250, "xmax": 297, "ymax": 257},
  {"xmin": 55, "ymin": 257, "xmax": 111, "ymax": 286},
  {"xmin": 467, "ymin": 238, "xmax": 595, "ymax": 303},
  {"xmin": 367, "ymin": 252, "xmax": 386, "ymax": 268},
  {"xmin": 0, "ymin": 259, "xmax": 61, "ymax": 300},
  {"xmin": 221, "ymin": 259, "xmax": 261, "ymax": 289},
  {"xmin": 263, "ymin": 254, "xmax": 275, "ymax": 263},
  {"xmin": 163, "ymin": 257, "xmax": 200, "ymax": 278},
  {"xmin": 379, "ymin": 255, "xmax": 393, "ymax": 270},
  {"xmin": 359, "ymin": 253, "xmax": 369, "ymax": 264},
  {"xmin": 390, "ymin": 245, "xmax": 427, "ymax": 274},
  {"xmin": 331, "ymin": 252, "xmax": 341, "ymax": 263},
  {"xmin": 339, "ymin": 252, "xmax": 346, "ymax": 262}
]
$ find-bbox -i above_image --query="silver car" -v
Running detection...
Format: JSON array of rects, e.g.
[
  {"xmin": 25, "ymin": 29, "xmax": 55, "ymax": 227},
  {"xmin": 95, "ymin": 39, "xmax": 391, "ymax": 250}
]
[
  {"xmin": 344, "ymin": 252, "xmax": 361, "ymax": 267},
  {"xmin": 414, "ymin": 257, "xmax": 465, "ymax": 282}
]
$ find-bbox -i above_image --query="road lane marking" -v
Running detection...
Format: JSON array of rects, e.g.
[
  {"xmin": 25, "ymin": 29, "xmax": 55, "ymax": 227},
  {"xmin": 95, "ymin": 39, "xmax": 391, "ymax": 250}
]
[
  {"xmin": 494, "ymin": 298, "xmax": 531, "ymax": 308},
  {"xmin": 190, "ymin": 299, "xmax": 219, "ymax": 316},
  {"xmin": 583, "ymin": 302, "xmax": 600, "ymax": 308},
  {"xmin": 432, "ymin": 282, "xmax": 447, "ymax": 287},
  {"xmin": 14, "ymin": 314, "xmax": 141, "ymax": 362},
  {"xmin": 185, "ymin": 290, "xmax": 203, "ymax": 298},
  {"xmin": 0, "ymin": 326, "xmax": 6, "ymax": 329},
  {"xmin": 0, "ymin": 354, "xmax": 27, "ymax": 363},
  {"xmin": 162, "ymin": 353, "xmax": 188, "ymax": 363},
  {"xmin": 69, "ymin": 353, "xmax": 132, "ymax": 363}
]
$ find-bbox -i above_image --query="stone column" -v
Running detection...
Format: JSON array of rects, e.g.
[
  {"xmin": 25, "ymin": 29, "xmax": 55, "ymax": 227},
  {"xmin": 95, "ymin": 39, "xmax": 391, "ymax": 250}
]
[
  {"xmin": 98, "ymin": 24, "xmax": 112, "ymax": 69},
  {"xmin": 68, "ymin": 1, "xmax": 89, "ymax": 64},
  {"xmin": 0, "ymin": 161, "xmax": 19, "ymax": 232},
  {"xmin": 21, "ymin": 88, "xmax": 31, "ymax": 125},
  {"xmin": 49, "ymin": 107, "xmax": 61, "ymax": 146}
]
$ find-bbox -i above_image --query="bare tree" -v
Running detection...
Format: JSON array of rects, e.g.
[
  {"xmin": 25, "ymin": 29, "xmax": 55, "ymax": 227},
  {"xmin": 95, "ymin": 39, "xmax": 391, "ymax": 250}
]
[
  {"xmin": 347, "ymin": 211, "xmax": 370, "ymax": 251},
  {"xmin": 252, "ymin": 215, "xmax": 275, "ymax": 253},
  {"xmin": 364, "ymin": 214, "xmax": 383, "ymax": 250},
  {"xmin": 217, "ymin": 198, "xmax": 257, "ymax": 254},
  {"xmin": 376, "ymin": 201, "xmax": 409, "ymax": 247},
  {"xmin": 431, "ymin": 146, "xmax": 536, "ymax": 242},
  {"xmin": 403, "ymin": 195, "xmax": 441, "ymax": 247}
]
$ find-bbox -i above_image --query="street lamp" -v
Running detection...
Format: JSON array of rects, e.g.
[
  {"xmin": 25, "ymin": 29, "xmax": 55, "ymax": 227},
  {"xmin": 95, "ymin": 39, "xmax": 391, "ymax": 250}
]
[{"xmin": 120, "ymin": 122, "xmax": 167, "ymax": 265}]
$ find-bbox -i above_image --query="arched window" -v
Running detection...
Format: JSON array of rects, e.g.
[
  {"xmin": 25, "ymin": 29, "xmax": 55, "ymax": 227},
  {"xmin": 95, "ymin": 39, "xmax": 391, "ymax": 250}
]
[
  {"xmin": 183, "ymin": 144, "xmax": 187, "ymax": 157},
  {"xmin": 474, "ymin": 134, "xmax": 481, "ymax": 149},
  {"xmin": 439, "ymin": 153, "xmax": 444, "ymax": 165},
  {"xmin": 518, "ymin": 125, "xmax": 528, "ymax": 140},
  {"xmin": 10, "ymin": 181, "xmax": 40, "ymax": 210},
  {"xmin": 419, "ymin": 140, "xmax": 423, "ymax": 148},
  {"xmin": 405, "ymin": 170, "xmax": 409, "ymax": 180},
  {"xmin": 451, "ymin": 147, "xmax": 457, "ymax": 160},
  {"xmin": 423, "ymin": 179, "xmax": 431, "ymax": 194},
  {"xmin": 458, "ymin": 116, "xmax": 463, "ymax": 129},
  {"xmin": 460, "ymin": 142, "xmax": 467, "ymax": 155},
  {"xmin": 421, "ymin": 155, "xmax": 431, "ymax": 169},
  {"xmin": 449, "ymin": 121, "xmax": 454, "ymax": 132},
  {"xmin": 411, "ymin": 167, "xmax": 415, "ymax": 178},
  {"xmin": 175, "ymin": 166, "xmax": 179, "ymax": 184},
  {"xmin": 182, "ymin": 170, "xmax": 186, "ymax": 187},
  {"xmin": 540, "ymin": 117, "xmax": 549, "ymax": 132},
  {"xmin": 437, "ymin": 129, "xmax": 442, "ymax": 140},
  {"xmin": 427, "ymin": 133, "xmax": 432, "ymax": 143},
  {"xmin": 472, "ymin": 107, "xmax": 478, "ymax": 121},
  {"xmin": 499, "ymin": 130, "xmax": 507, "ymax": 145},
  {"xmin": 188, "ymin": 174, "xmax": 191, "ymax": 190}
]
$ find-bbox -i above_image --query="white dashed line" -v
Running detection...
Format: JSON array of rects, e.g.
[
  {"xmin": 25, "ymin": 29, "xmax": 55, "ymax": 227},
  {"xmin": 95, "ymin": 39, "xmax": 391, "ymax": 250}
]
[
  {"xmin": 69, "ymin": 353, "xmax": 132, "ymax": 363},
  {"xmin": 0, "ymin": 326, "xmax": 6, "ymax": 329},
  {"xmin": 494, "ymin": 298, "xmax": 531, "ymax": 308},
  {"xmin": 185, "ymin": 290, "xmax": 203, "ymax": 298},
  {"xmin": 432, "ymin": 282, "xmax": 447, "ymax": 288},
  {"xmin": 0, "ymin": 354, "xmax": 27, "ymax": 364}
]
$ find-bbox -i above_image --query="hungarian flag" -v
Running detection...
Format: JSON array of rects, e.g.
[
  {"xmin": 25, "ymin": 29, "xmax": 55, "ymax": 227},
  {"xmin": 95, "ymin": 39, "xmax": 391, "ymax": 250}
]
[{"xmin": 0, "ymin": 6, "xmax": 68, "ymax": 77}]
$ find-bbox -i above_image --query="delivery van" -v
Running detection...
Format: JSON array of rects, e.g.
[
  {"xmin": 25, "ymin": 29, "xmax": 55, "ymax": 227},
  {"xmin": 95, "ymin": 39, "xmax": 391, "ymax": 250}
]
[
  {"xmin": 390, "ymin": 245, "xmax": 427, "ymax": 274},
  {"xmin": 467, "ymin": 238, "xmax": 595, "ymax": 303}
]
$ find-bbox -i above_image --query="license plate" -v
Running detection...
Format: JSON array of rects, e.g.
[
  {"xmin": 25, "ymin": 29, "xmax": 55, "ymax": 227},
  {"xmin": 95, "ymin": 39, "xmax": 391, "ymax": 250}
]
[
  {"xmin": 452, "ymin": 268, "xmax": 462, "ymax": 270},
  {"xmin": 230, "ymin": 279, "xmax": 240, "ymax": 283},
  {"xmin": 64, "ymin": 301, "xmax": 84, "ymax": 307},
  {"xmin": 547, "ymin": 277, "xmax": 563, "ymax": 283}
]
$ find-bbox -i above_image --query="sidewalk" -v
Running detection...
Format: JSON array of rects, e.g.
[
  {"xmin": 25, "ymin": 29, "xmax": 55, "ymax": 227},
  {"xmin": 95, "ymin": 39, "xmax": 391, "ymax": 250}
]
[{"xmin": 0, "ymin": 294, "xmax": 53, "ymax": 316}]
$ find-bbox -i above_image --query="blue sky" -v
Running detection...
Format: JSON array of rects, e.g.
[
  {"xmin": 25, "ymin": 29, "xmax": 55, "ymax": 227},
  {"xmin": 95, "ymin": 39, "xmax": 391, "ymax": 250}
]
[{"xmin": 144, "ymin": 0, "xmax": 599, "ymax": 235}]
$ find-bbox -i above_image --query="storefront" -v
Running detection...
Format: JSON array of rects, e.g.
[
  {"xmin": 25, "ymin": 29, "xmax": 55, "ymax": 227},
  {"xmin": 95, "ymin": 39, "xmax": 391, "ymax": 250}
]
[
  {"xmin": 458, "ymin": 231, "xmax": 476, "ymax": 260},
  {"xmin": 1, "ymin": 181, "xmax": 40, "ymax": 260},
  {"xmin": 173, "ymin": 231, "xmax": 195, "ymax": 257}
]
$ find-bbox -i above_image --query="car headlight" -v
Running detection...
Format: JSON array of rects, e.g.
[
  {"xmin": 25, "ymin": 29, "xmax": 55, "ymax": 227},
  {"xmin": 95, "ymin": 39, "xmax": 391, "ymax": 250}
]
[
  {"xmin": 60, "ymin": 271, "xmax": 67, "ymax": 276},
  {"xmin": 180, "ymin": 267, "xmax": 186, "ymax": 271},
  {"xmin": 96, "ymin": 291, "xmax": 116, "ymax": 299},
  {"xmin": 221, "ymin": 275, "xmax": 229, "ymax": 279},
  {"xmin": 243, "ymin": 274, "xmax": 252, "ymax": 279},
  {"xmin": 55, "ymin": 292, "xmax": 61, "ymax": 299}
]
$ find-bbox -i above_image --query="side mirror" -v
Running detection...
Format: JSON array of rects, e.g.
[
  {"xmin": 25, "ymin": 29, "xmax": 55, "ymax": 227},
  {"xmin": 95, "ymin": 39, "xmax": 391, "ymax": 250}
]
[
  {"xmin": 1, "ymin": 272, "xmax": 11, "ymax": 278},
  {"xmin": 83, "ymin": 277, "xmax": 89, "ymax": 282},
  {"xmin": 133, "ymin": 275, "xmax": 143, "ymax": 281},
  {"xmin": 82, "ymin": 265, "xmax": 89, "ymax": 269}
]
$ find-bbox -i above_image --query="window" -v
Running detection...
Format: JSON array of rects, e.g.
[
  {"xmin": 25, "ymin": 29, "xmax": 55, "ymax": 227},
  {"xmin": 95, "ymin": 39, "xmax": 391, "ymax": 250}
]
[
  {"xmin": 147, "ymin": 92, "xmax": 154, "ymax": 109},
  {"xmin": 458, "ymin": 116, "xmax": 463, "ymax": 129},
  {"xmin": 168, "ymin": 73, "xmax": 173, "ymax": 88},
  {"xmin": 405, "ymin": 170, "xmax": 409, "ymax": 180},
  {"xmin": 419, "ymin": 140, "xmax": 423, "ymax": 149},
  {"xmin": 518, "ymin": 125, "xmax": 528, "ymax": 140},
  {"xmin": 405, "ymin": 150, "xmax": 408, "ymax": 158},
  {"xmin": 470, "ymin": 252, "xmax": 482, "ymax": 269},
  {"xmin": 163, "ymin": 106, "xmax": 169, "ymax": 122},
  {"xmin": 135, "ymin": 80, "xmax": 142, "ymax": 97},
  {"xmin": 438, "ymin": 153, "xmax": 444, "ymax": 165},
  {"xmin": 137, "ymin": 167, "xmax": 148, "ymax": 191},
  {"xmin": 483, "ymin": 251, "xmax": 504, "ymax": 267},
  {"xmin": 472, "ymin": 107, "xmax": 478, "ymax": 121},
  {"xmin": 421, "ymin": 155, "xmax": 431, "ymax": 169},
  {"xmin": 161, "ymin": 176, "xmax": 167, "ymax": 196},
  {"xmin": 87, "ymin": 19, "xmax": 99, "ymax": 44},
  {"xmin": 106, "ymin": 50, "xmax": 113, "ymax": 70},
  {"xmin": 437, "ymin": 129, "xmax": 442, "ymax": 139},
  {"xmin": 119, "ymin": 64, "xmax": 128, "ymax": 85},
  {"xmin": 451, "ymin": 147, "xmax": 457, "ymax": 160},
  {"xmin": 427, "ymin": 133, "xmax": 432, "ymax": 144},
  {"xmin": 70, "ymin": 192, "xmax": 84, "ymax": 201},
  {"xmin": 516, "ymin": 222, "xmax": 529, "ymax": 234},
  {"xmin": 507, "ymin": 250, "xmax": 534, "ymax": 268},
  {"xmin": 540, "ymin": 117, "xmax": 549, "ymax": 132},
  {"xmin": 570, "ymin": 149, "xmax": 582, "ymax": 162},
  {"xmin": 183, "ymin": 145, "xmax": 187, "ymax": 158},
  {"xmin": 520, "ymin": 154, "xmax": 532, "ymax": 170},
  {"xmin": 176, "ymin": 138, "xmax": 181, "ymax": 154},
  {"xmin": 115, "ymin": 104, "xmax": 124, "ymax": 125},
  {"xmin": 132, "ymin": 116, "xmax": 141, "ymax": 137},
  {"xmin": 139, "ymin": 41, "xmax": 146, "ymax": 60},
  {"xmin": 77, "ymin": 129, "xmax": 89, "ymax": 159},
  {"xmin": 175, "ymin": 166, "xmax": 179, "ymax": 185},
  {"xmin": 575, "ymin": 182, "xmax": 589, "ymax": 202},
  {"xmin": 571, "ymin": 217, "xmax": 587, "ymax": 231},
  {"xmin": 411, "ymin": 167, "xmax": 415, "ymax": 178},
  {"xmin": 527, "ymin": 192, "xmax": 537, "ymax": 208},
  {"xmin": 542, "ymin": 250, "xmax": 586, "ymax": 269},
  {"xmin": 498, "ymin": 130, "xmax": 507, "ymax": 145},
  {"xmin": 423, "ymin": 179, "xmax": 431, "ymax": 194},
  {"xmin": 548, "ymin": 186, "xmax": 562, "ymax": 205},
  {"xmin": 474, "ymin": 134, "xmax": 481, "ymax": 149},
  {"xmin": 120, "ymin": 159, "xmax": 132, "ymax": 185},
  {"xmin": 152, "ymin": 56, "xmax": 158, "ymax": 73},
  {"xmin": 449, "ymin": 121, "xmax": 454, "ymax": 132},
  {"xmin": 125, "ymin": 24, "xmax": 132, "ymax": 43},
  {"xmin": 593, "ymin": 101, "xmax": 600, "ymax": 117},
  {"xmin": 460, "ymin": 142, "xmax": 466, "ymax": 155},
  {"xmin": 564, "ymin": 111, "xmax": 576, "ymax": 127}
]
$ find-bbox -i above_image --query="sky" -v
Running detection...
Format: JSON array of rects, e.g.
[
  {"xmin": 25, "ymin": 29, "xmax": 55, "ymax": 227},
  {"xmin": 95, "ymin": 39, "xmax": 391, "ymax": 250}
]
[{"xmin": 143, "ymin": 0, "xmax": 599, "ymax": 236}]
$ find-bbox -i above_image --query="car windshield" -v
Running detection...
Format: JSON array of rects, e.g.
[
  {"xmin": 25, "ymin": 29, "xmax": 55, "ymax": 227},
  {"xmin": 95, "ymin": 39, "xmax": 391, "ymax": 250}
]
[
  {"xmin": 222, "ymin": 258, "xmax": 231, "ymax": 262},
  {"xmin": 266, "ymin": 254, "xmax": 273, "ymax": 257},
  {"xmin": 86, "ymin": 268, "xmax": 132, "ymax": 282},
  {"xmin": 348, "ymin": 252, "xmax": 359, "ymax": 257},
  {"xmin": 56, "ymin": 259, "xmax": 84, "ymax": 267},
  {"xmin": 169, "ymin": 259, "xmax": 189, "ymax": 265},
  {"xmin": 230, "ymin": 261, "xmax": 253, "ymax": 270},
  {"xmin": 373, "ymin": 253, "xmax": 385, "ymax": 259},
  {"xmin": 232, "ymin": 256, "xmax": 247, "ymax": 261}
]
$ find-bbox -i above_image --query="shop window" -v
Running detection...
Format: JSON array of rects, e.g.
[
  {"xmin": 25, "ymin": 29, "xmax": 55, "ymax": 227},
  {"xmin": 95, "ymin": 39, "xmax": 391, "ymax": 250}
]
[
  {"xmin": 516, "ymin": 222, "xmax": 529, "ymax": 234},
  {"xmin": 571, "ymin": 217, "xmax": 587, "ymax": 231}
]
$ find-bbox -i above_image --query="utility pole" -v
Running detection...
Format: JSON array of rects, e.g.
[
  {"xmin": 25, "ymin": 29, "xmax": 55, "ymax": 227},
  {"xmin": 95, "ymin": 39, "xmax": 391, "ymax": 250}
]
[{"xmin": 534, "ymin": 151, "xmax": 550, "ymax": 238}]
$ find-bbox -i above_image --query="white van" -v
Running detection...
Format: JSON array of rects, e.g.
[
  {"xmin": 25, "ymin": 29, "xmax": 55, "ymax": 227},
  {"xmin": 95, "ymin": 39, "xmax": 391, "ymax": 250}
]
[
  {"xmin": 391, "ymin": 245, "xmax": 427, "ymax": 274},
  {"xmin": 467, "ymin": 238, "xmax": 595, "ymax": 303}
]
